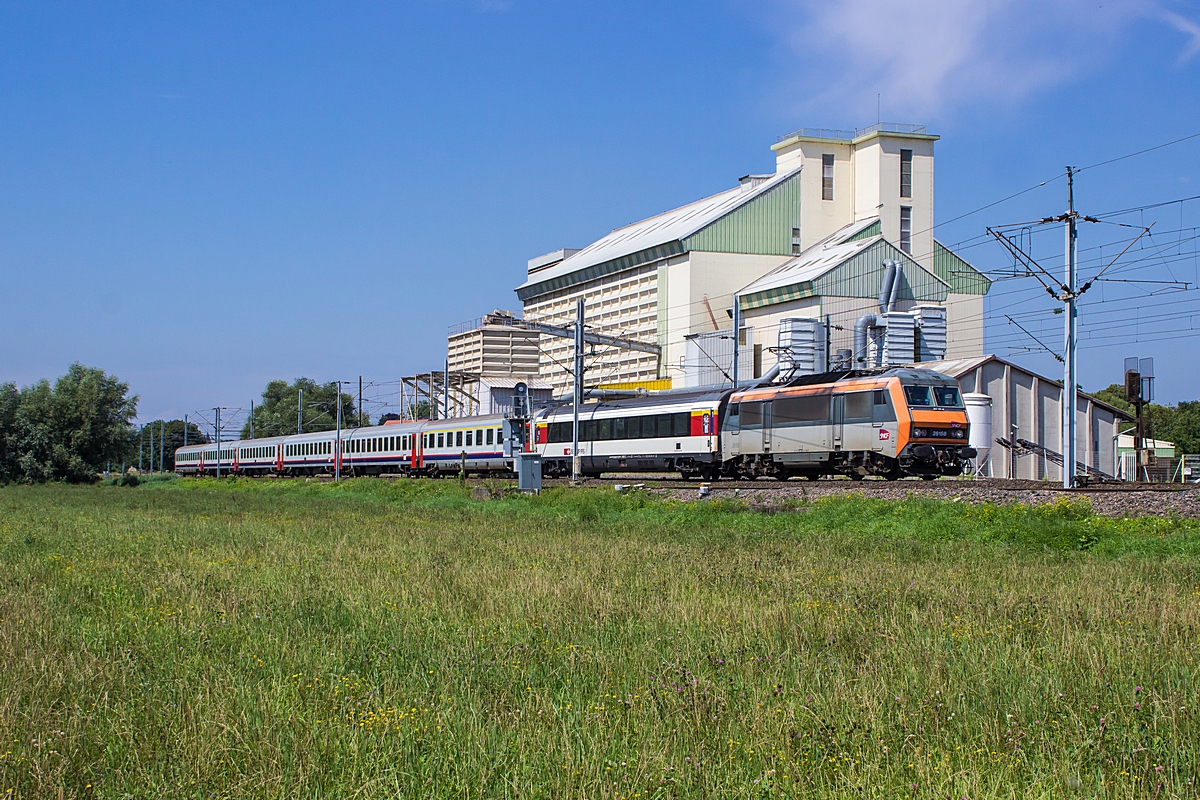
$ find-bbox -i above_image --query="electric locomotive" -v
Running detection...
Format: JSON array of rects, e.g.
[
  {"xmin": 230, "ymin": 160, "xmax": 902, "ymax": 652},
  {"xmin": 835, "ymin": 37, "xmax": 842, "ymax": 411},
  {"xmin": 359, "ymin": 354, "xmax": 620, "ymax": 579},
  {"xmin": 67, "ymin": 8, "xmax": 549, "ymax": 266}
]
[{"xmin": 722, "ymin": 367, "xmax": 974, "ymax": 480}]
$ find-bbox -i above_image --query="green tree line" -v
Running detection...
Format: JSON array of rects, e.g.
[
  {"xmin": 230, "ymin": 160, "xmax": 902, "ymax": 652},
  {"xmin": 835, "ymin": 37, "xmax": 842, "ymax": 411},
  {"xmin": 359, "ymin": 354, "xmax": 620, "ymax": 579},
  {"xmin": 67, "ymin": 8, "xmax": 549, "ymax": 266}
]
[
  {"xmin": 1, "ymin": 364, "xmax": 139, "ymax": 483},
  {"xmin": 1093, "ymin": 384, "xmax": 1200, "ymax": 454},
  {"xmin": 133, "ymin": 419, "xmax": 209, "ymax": 472},
  {"xmin": 240, "ymin": 378, "xmax": 358, "ymax": 439}
]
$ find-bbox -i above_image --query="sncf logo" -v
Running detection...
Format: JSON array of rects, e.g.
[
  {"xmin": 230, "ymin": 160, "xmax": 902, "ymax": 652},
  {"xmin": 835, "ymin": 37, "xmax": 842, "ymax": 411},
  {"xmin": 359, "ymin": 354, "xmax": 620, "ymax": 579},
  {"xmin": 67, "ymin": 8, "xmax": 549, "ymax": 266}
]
[{"xmin": 879, "ymin": 429, "xmax": 891, "ymax": 441}]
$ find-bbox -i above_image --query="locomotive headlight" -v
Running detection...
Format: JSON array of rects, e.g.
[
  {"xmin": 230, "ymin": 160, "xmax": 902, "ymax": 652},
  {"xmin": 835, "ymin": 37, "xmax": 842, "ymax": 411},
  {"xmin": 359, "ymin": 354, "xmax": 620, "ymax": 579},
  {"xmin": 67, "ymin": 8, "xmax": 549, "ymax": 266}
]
[
  {"xmin": 951, "ymin": 429, "xmax": 965, "ymax": 439},
  {"xmin": 912, "ymin": 427, "xmax": 927, "ymax": 438}
]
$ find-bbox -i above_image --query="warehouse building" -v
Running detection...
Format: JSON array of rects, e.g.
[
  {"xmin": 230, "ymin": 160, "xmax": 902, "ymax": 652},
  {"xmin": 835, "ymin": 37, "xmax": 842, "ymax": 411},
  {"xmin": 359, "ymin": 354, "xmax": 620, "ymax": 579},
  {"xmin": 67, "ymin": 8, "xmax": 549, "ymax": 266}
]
[
  {"xmin": 514, "ymin": 124, "xmax": 988, "ymax": 395},
  {"xmin": 918, "ymin": 355, "xmax": 1131, "ymax": 480}
]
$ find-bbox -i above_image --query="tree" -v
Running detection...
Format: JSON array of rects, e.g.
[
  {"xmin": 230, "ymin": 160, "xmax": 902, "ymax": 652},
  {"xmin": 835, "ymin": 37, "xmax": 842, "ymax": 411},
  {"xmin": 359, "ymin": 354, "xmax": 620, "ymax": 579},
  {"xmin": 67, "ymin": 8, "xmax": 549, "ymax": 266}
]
[
  {"xmin": 135, "ymin": 420, "xmax": 209, "ymax": 471},
  {"xmin": 0, "ymin": 364, "xmax": 139, "ymax": 483},
  {"xmin": 0, "ymin": 383, "xmax": 18, "ymax": 481},
  {"xmin": 409, "ymin": 400, "xmax": 432, "ymax": 420},
  {"xmin": 240, "ymin": 378, "xmax": 357, "ymax": 439},
  {"xmin": 1093, "ymin": 384, "xmax": 1200, "ymax": 455}
]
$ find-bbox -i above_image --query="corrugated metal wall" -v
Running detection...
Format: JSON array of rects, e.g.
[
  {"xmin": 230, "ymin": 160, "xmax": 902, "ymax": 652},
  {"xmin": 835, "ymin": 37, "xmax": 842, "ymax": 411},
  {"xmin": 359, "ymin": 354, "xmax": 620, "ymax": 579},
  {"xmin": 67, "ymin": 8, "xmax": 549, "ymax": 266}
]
[
  {"xmin": 933, "ymin": 241, "xmax": 991, "ymax": 295},
  {"xmin": 812, "ymin": 240, "xmax": 949, "ymax": 302},
  {"xmin": 683, "ymin": 172, "xmax": 801, "ymax": 256}
]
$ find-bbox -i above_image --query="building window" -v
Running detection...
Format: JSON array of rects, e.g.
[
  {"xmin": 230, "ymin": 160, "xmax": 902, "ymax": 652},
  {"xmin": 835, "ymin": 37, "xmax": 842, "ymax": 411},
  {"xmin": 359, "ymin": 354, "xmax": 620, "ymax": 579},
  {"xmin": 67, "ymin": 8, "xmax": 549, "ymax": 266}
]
[
  {"xmin": 900, "ymin": 149, "xmax": 913, "ymax": 198},
  {"xmin": 791, "ymin": 226, "xmax": 801, "ymax": 255},
  {"xmin": 900, "ymin": 206, "xmax": 912, "ymax": 254},
  {"xmin": 821, "ymin": 154, "xmax": 834, "ymax": 201}
]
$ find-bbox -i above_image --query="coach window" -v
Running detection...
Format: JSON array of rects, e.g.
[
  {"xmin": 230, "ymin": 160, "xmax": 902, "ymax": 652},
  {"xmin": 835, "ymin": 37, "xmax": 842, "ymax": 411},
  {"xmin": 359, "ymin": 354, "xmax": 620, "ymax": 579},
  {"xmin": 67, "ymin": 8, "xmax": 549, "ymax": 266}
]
[
  {"xmin": 655, "ymin": 414, "xmax": 673, "ymax": 438},
  {"xmin": 485, "ymin": 429, "xmax": 493, "ymax": 445},
  {"xmin": 437, "ymin": 433, "xmax": 445, "ymax": 448},
  {"xmin": 476, "ymin": 429, "xmax": 483, "ymax": 446},
  {"xmin": 843, "ymin": 392, "xmax": 873, "ymax": 421},
  {"xmin": 739, "ymin": 401, "xmax": 763, "ymax": 429},
  {"xmin": 773, "ymin": 395, "xmax": 829, "ymax": 425},
  {"xmin": 673, "ymin": 412, "xmax": 690, "ymax": 437}
]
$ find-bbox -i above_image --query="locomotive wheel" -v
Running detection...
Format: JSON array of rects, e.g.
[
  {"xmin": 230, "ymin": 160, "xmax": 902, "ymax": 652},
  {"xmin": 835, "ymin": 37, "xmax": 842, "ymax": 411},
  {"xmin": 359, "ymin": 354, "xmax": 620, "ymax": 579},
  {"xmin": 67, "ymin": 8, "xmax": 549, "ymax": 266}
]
[
  {"xmin": 806, "ymin": 473, "xmax": 820, "ymax": 481},
  {"xmin": 921, "ymin": 474, "xmax": 937, "ymax": 481},
  {"xmin": 849, "ymin": 472, "xmax": 864, "ymax": 481}
]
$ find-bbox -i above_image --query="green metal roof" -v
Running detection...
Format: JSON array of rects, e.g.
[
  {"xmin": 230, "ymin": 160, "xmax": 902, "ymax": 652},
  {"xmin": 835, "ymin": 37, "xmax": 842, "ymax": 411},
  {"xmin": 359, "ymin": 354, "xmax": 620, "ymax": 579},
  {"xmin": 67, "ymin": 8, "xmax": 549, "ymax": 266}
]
[
  {"xmin": 739, "ymin": 237, "xmax": 950, "ymax": 311},
  {"xmin": 682, "ymin": 172, "xmax": 800, "ymax": 256},
  {"xmin": 516, "ymin": 171, "xmax": 802, "ymax": 302}
]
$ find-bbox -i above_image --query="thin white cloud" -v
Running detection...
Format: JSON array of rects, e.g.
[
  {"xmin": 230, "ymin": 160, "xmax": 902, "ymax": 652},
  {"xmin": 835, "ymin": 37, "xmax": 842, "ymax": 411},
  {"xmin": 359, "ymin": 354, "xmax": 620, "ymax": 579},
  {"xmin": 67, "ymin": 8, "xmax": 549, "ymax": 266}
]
[
  {"xmin": 1161, "ymin": 8, "xmax": 1200, "ymax": 62},
  {"xmin": 765, "ymin": 0, "xmax": 1200, "ymax": 120}
]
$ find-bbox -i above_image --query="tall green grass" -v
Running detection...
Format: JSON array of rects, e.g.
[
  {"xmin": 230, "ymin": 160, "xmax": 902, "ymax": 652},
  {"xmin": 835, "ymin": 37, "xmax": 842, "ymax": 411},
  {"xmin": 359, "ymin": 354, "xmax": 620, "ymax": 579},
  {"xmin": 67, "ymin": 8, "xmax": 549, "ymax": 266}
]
[{"xmin": 1, "ymin": 480, "xmax": 1197, "ymax": 798}]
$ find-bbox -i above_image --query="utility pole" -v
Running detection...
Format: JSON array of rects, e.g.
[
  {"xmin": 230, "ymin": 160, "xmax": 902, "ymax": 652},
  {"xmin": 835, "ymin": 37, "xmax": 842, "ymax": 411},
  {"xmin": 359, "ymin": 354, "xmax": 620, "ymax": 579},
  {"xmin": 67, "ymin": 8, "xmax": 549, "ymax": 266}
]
[
  {"xmin": 250, "ymin": 400, "xmax": 255, "ymax": 439},
  {"xmin": 572, "ymin": 297, "xmax": 584, "ymax": 483},
  {"xmin": 298, "ymin": 388, "xmax": 304, "ymax": 435},
  {"xmin": 138, "ymin": 426, "xmax": 143, "ymax": 472},
  {"xmin": 159, "ymin": 420, "xmax": 164, "ymax": 473},
  {"xmin": 1062, "ymin": 167, "xmax": 1079, "ymax": 489},
  {"xmin": 184, "ymin": 415, "xmax": 188, "ymax": 447},
  {"xmin": 335, "ymin": 383, "xmax": 343, "ymax": 482},
  {"xmin": 359, "ymin": 376, "xmax": 364, "ymax": 428},
  {"xmin": 824, "ymin": 314, "xmax": 832, "ymax": 372},
  {"xmin": 443, "ymin": 361, "xmax": 449, "ymax": 421},
  {"xmin": 731, "ymin": 294, "xmax": 741, "ymax": 390},
  {"xmin": 215, "ymin": 407, "xmax": 222, "ymax": 479},
  {"xmin": 149, "ymin": 422, "xmax": 155, "ymax": 474}
]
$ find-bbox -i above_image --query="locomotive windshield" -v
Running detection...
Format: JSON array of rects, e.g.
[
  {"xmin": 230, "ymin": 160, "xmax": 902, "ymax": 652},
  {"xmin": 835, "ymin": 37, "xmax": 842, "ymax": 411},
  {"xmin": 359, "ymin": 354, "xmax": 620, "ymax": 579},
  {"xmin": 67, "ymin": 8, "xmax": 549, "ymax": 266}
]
[
  {"xmin": 903, "ymin": 385, "xmax": 932, "ymax": 406},
  {"xmin": 933, "ymin": 386, "xmax": 963, "ymax": 408},
  {"xmin": 904, "ymin": 384, "xmax": 963, "ymax": 408}
]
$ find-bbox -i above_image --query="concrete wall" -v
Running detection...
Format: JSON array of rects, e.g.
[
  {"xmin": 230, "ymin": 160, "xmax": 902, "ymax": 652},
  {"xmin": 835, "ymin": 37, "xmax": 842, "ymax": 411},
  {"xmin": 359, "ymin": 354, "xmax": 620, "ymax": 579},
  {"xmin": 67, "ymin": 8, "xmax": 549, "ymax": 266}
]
[
  {"xmin": 660, "ymin": 251, "xmax": 787, "ymax": 385},
  {"xmin": 524, "ymin": 251, "xmax": 787, "ymax": 395},
  {"xmin": 772, "ymin": 139, "xmax": 854, "ymax": 252},
  {"xmin": 772, "ymin": 132, "xmax": 935, "ymax": 269},
  {"xmin": 945, "ymin": 293, "xmax": 985, "ymax": 359},
  {"xmin": 523, "ymin": 262, "xmax": 661, "ymax": 396},
  {"xmin": 853, "ymin": 136, "xmax": 935, "ymax": 271}
]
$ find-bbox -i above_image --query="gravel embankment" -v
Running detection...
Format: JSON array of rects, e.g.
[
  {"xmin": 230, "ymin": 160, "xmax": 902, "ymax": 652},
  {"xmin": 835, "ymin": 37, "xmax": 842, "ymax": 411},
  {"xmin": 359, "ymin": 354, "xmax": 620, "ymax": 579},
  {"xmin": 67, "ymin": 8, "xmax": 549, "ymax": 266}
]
[{"xmin": 652, "ymin": 478, "xmax": 1200, "ymax": 518}]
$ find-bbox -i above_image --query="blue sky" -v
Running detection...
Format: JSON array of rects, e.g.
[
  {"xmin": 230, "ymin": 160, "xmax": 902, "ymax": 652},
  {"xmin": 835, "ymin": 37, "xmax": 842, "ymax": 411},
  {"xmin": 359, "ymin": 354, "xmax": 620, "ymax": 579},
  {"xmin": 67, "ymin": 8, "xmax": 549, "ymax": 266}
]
[{"xmin": 2, "ymin": 0, "xmax": 1199, "ymax": 427}]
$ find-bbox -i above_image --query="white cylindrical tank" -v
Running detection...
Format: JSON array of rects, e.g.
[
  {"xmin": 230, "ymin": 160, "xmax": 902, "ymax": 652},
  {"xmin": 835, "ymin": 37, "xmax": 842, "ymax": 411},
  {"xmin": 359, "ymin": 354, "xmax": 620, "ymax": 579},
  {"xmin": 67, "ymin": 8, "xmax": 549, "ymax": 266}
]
[{"xmin": 964, "ymin": 392, "xmax": 993, "ymax": 475}]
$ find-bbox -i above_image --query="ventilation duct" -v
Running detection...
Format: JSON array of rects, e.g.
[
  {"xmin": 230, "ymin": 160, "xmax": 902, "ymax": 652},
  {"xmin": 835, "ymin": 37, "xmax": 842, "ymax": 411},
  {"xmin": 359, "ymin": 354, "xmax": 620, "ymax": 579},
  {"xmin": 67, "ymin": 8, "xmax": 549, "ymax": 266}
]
[
  {"xmin": 887, "ymin": 263, "xmax": 904, "ymax": 311},
  {"xmin": 882, "ymin": 312, "xmax": 915, "ymax": 366},
  {"xmin": 914, "ymin": 305, "xmax": 948, "ymax": 361},
  {"xmin": 853, "ymin": 313, "xmax": 881, "ymax": 366},
  {"xmin": 877, "ymin": 261, "xmax": 897, "ymax": 313},
  {"xmin": 777, "ymin": 318, "xmax": 827, "ymax": 377}
]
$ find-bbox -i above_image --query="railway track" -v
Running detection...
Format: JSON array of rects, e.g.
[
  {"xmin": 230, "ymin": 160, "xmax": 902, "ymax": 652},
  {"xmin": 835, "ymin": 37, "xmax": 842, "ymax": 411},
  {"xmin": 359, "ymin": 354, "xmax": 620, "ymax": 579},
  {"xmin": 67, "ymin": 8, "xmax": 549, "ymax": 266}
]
[{"xmin": 186, "ymin": 471, "xmax": 1199, "ymax": 517}]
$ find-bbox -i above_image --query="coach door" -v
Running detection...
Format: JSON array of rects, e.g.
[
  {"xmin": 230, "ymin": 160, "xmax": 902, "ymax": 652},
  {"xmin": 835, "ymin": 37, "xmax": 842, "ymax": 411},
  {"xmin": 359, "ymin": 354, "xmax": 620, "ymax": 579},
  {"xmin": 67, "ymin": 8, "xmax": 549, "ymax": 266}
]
[
  {"xmin": 831, "ymin": 394, "xmax": 845, "ymax": 451},
  {"xmin": 761, "ymin": 401, "xmax": 773, "ymax": 454}
]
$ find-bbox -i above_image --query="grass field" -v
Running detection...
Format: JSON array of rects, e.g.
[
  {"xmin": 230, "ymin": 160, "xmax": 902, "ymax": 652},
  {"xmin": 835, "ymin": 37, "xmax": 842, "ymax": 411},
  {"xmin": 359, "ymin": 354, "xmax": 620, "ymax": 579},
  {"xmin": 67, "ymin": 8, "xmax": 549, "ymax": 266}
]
[{"xmin": 1, "ymin": 479, "xmax": 1198, "ymax": 798}]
